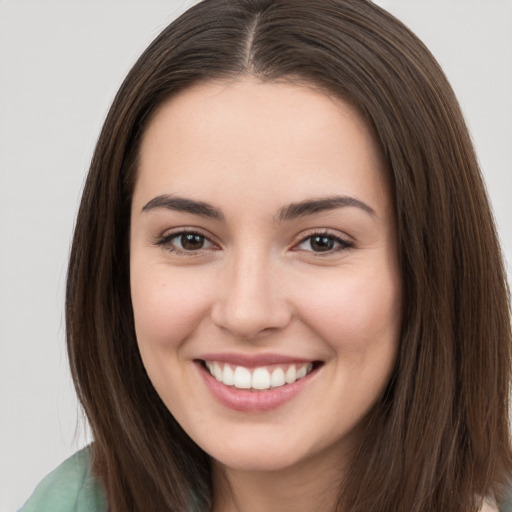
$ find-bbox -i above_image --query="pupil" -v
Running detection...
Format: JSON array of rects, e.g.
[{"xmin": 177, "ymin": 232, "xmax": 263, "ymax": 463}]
[
  {"xmin": 181, "ymin": 234, "xmax": 204, "ymax": 250},
  {"xmin": 311, "ymin": 236, "xmax": 334, "ymax": 252}
]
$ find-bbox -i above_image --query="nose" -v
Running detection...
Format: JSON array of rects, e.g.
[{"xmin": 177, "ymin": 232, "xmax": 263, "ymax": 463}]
[{"xmin": 210, "ymin": 249, "xmax": 292, "ymax": 340}]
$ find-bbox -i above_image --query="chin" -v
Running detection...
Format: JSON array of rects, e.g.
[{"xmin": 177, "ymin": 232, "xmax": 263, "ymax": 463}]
[
  {"xmin": 200, "ymin": 426, "xmax": 348, "ymax": 474},
  {"xmin": 211, "ymin": 445, "xmax": 305, "ymax": 473}
]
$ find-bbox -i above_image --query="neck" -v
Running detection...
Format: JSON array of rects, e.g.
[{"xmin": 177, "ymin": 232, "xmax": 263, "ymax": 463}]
[{"xmin": 211, "ymin": 446, "xmax": 348, "ymax": 512}]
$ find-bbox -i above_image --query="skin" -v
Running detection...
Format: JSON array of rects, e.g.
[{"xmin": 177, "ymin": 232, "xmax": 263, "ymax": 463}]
[{"xmin": 130, "ymin": 77, "xmax": 402, "ymax": 512}]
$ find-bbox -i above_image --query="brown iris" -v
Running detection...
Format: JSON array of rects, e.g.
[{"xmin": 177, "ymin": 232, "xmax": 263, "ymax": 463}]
[
  {"xmin": 310, "ymin": 235, "xmax": 335, "ymax": 252},
  {"xmin": 180, "ymin": 233, "xmax": 205, "ymax": 250}
]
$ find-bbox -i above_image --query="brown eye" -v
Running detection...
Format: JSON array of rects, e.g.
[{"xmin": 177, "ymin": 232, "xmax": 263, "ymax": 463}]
[
  {"xmin": 296, "ymin": 233, "xmax": 352, "ymax": 253},
  {"xmin": 310, "ymin": 235, "xmax": 335, "ymax": 252},
  {"xmin": 156, "ymin": 231, "xmax": 215, "ymax": 253},
  {"xmin": 179, "ymin": 233, "xmax": 207, "ymax": 250}
]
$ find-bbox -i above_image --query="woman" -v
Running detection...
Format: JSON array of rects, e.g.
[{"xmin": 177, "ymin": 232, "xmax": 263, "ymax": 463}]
[{"xmin": 20, "ymin": 0, "xmax": 512, "ymax": 511}]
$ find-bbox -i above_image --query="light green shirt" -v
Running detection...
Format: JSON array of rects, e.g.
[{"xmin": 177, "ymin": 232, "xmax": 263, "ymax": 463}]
[{"xmin": 19, "ymin": 447, "xmax": 107, "ymax": 512}]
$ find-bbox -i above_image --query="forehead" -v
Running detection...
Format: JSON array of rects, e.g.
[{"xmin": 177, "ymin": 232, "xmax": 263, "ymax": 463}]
[{"xmin": 134, "ymin": 78, "xmax": 390, "ymax": 217}]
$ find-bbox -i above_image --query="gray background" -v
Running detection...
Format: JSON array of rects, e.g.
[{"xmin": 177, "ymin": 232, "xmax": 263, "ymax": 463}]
[{"xmin": 1, "ymin": 1, "xmax": 511, "ymax": 510}]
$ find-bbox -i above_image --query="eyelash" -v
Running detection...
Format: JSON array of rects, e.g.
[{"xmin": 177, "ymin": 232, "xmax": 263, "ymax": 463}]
[
  {"xmin": 295, "ymin": 230, "xmax": 354, "ymax": 255},
  {"xmin": 154, "ymin": 230, "xmax": 217, "ymax": 256},
  {"xmin": 154, "ymin": 229, "xmax": 354, "ymax": 256}
]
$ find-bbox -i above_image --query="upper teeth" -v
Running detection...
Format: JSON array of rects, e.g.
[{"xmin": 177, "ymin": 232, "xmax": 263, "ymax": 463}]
[{"xmin": 205, "ymin": 362, "xmax": 314, "ymax": 390}]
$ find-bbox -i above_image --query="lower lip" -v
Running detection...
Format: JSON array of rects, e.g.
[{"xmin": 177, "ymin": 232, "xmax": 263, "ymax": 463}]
[{"xmin": 196, "ymin": 362, "xmax": 319, "ymax": 412}]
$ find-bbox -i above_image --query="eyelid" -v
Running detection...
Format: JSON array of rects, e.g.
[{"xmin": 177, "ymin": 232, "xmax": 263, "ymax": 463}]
[
  {"xmin": 292, "ymin": 229, "xmax": 354, "ymax": 254},
  {"xmin": 153, "ymin": 227, "xmax": 220, "ymax": 254}
]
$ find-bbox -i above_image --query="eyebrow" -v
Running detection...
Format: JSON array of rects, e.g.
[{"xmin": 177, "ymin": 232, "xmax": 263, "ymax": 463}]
[
  {"xmin": 276, "ymin": 195, "xmax": 376, "ymax": 222},
  {"xmin": 141, "ymin": 195, "xmax": 224, "ymax": 219},
  {"xmin": 141, "ymin": 194, "xmax": 376, "ymax": 221}
]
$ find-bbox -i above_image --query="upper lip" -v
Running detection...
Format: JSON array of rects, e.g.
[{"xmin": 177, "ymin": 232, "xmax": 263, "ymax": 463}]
[{"xmin": 196, "ymin": 352, "xmax": 318, "ymax": 368}]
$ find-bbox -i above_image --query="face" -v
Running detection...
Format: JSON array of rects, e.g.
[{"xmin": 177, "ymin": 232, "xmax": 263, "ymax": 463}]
[{"xmin": 130, "ymin": 78, "xmax": 402, "ymax": 475}]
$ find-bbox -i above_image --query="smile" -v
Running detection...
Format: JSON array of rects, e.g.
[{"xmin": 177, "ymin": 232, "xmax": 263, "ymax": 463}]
[
  {"xmin": 204, "ymin": 361, "xmax": 314, "ymax": 390},
  {"xmin": 196, "ymin": 355, "xmax": 323, "ymax": 412}
]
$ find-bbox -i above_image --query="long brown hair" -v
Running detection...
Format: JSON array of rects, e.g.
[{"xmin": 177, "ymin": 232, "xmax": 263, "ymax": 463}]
[{"xmin": 66, "ymin": 1, "xmax": 512, "ymax": 510}]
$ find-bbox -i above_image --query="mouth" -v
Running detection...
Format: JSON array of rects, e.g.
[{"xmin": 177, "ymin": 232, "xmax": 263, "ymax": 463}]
[
  {"xmin": 195, "ymin": 356, "xmax": 323, "ymax": 412},
  {"xmin": 201, "ymin": 360, "xmax": 319, "ymax": 390}
]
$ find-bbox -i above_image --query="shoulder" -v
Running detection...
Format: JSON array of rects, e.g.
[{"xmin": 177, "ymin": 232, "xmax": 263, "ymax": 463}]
[{"xmin": 18, "ymin": 446, "xmax": 108, "ymax": 512}]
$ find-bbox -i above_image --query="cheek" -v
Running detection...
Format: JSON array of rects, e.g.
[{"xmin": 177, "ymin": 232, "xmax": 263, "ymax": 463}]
[
  {"xmin": 130, "ymin": 264, "xmax": 212, "ymax": 352},
  {"xmin": 297, "ymin": 267, "xmax": 402, "ymax": 355}
]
